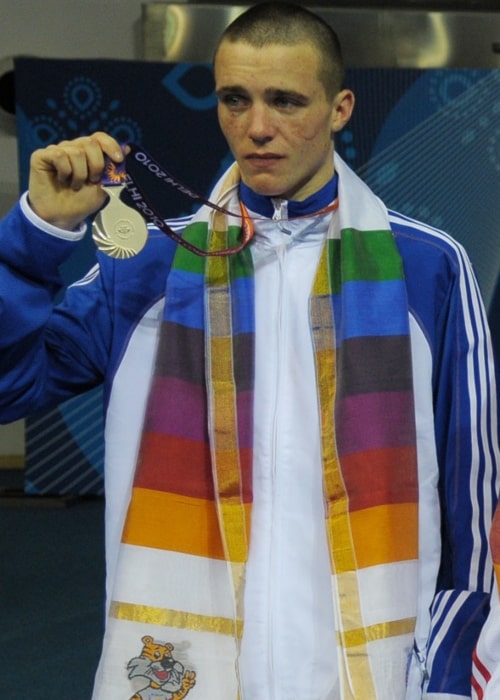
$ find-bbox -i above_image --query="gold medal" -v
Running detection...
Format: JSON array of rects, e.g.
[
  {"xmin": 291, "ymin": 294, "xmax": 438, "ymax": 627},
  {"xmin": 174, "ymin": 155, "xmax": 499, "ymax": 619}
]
[
  {"xmin": 92, "ymin": 185, "xmax": 148, "ymax": 258},
  {"xmin": 92, "ymin": 158, "xmax": 148, "ymax": 259}
]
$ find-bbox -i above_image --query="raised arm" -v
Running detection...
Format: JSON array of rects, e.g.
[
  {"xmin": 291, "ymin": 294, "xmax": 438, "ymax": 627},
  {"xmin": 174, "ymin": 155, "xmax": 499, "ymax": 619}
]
[{"xmin": 0, "ymin": 133, "xmax": 124, "ymax": 421}]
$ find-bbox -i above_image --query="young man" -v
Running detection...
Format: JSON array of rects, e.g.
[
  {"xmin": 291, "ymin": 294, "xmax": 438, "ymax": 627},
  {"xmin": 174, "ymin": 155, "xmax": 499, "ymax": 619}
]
[{"xmin": 0, "ymin": 3, "xmax": 498, "ymax": 699}]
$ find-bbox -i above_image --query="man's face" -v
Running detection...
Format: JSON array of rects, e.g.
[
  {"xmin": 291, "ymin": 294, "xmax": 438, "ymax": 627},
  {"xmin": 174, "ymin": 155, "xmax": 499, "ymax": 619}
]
[{"xmin": 214, "ymin": 40, "xmax": 352, "ymax": 201}]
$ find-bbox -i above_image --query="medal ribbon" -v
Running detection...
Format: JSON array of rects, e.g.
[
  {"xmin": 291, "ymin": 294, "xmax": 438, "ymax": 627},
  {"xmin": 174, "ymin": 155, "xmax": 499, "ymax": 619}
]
[
  {"xmin": 125, "ymin": 144, "xmax": 254, "ymax": 256},
  {"xmin": 102, "ymin": 143, "xmax": 338, "ymax": 257}
]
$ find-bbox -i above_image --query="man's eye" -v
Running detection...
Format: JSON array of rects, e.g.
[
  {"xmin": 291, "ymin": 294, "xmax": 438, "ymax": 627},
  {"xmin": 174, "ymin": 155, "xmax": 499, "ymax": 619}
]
[
  {"xmin": 274, "ymin": 95, "xmax": 303, "ymax": 109},
  {"xmin": 221, "ymin": 94, "xmax": 246, "ymax": 107}
]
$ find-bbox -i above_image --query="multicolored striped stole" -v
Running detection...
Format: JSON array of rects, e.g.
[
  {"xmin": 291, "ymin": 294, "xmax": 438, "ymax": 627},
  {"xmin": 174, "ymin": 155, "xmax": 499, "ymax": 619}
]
[
  {"xmin": 97, "ymin": 158, "xmax": 419, "ymax": 699},
  {"xmin": 490, "ymin": 508, "xmax": 500, "ymax": 589}
]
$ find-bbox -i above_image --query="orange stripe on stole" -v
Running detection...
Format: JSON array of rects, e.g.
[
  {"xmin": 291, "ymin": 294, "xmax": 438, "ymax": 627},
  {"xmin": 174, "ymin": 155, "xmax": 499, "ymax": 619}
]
[
  {"xmin": 332, "ymin": 502, "xmax": 419, "ymax": 572},
  {"xmin": 122, "ymin": 486, "xmax": 251, "ymax": 562}
]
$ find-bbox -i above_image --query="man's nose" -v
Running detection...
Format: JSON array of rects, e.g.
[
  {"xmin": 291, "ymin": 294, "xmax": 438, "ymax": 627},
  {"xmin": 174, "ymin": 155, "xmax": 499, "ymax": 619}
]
[{"xmin": 247, "ymin": 104, "xmax": 274, "ymax": 144}]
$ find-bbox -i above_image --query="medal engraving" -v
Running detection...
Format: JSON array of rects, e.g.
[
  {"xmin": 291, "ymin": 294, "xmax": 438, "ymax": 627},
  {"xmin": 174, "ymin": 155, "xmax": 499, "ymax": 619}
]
[{"xmin": 92, "ymin": 178, "xmax": 148, "ymax": 259}]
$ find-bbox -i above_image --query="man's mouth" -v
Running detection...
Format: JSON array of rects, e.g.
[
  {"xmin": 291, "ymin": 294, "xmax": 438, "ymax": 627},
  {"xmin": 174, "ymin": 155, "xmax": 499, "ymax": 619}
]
[{"xmin": 245, "ymin": 153, "xmax": 284, "ymax": 165}]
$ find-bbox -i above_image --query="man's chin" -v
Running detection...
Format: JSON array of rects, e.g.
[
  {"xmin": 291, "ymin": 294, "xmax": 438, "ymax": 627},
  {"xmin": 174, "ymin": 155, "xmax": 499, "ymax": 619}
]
[{"xmin": 240, "ymin": 176, "xmax": 288, "ymax": 199}]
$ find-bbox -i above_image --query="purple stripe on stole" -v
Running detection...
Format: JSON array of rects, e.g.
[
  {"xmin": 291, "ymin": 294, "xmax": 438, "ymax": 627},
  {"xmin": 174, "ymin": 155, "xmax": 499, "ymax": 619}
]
[
  {"xmin": 335, "ymin": 390, "xmax": 416, "ymax": 456},
  {"xmin": 146, "ymin": 376, "xmax": 208, "ymax": 441},
  {"xmin": 146, "ymin": 376, "xmax": 254, "ymax": 447},
  {"xmin": 237, "ymin": 389, "xmax": 253, "ymax": 449}
]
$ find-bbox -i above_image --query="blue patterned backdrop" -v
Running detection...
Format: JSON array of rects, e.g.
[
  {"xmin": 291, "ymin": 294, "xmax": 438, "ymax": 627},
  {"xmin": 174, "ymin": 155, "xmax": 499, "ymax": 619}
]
[{"xmin": 14, "ymin": 58, "xmax": 500, "ymax": 494}]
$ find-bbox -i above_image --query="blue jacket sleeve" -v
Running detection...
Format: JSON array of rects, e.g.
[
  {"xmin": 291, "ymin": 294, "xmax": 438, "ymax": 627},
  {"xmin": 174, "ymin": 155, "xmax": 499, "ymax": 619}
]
[
  {"xmin": 0, "ymin": 202, "xmax": 112, "ymax": 422},
  {"xmin": 395, "ymin": 215, "xmax": 500, "ymax": 697}
]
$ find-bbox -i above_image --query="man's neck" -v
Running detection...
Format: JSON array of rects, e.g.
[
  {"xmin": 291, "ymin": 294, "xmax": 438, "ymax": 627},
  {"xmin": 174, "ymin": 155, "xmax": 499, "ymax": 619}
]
[{"xmin": 239, "ymin": 174, "xmax": 338, "ymax": 219}]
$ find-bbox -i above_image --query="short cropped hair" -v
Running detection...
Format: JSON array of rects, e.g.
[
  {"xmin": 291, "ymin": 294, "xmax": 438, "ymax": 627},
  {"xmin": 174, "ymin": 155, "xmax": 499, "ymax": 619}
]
[{"xmin": 215, "ymin": 2, "xmax": 345, "ymax": 99}]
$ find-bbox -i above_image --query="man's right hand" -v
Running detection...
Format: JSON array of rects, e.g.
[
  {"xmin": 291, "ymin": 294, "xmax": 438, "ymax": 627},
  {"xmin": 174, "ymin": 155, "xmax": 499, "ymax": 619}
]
[{"xmin": 28, "ymin": 132, "xmax": 126, "ymax": 231}]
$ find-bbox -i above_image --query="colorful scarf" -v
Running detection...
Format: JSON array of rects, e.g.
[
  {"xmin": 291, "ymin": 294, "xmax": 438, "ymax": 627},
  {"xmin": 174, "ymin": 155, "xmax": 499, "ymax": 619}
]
[
  {"xmin": 490, "ymin": 509, "xmax": 500, "ymax": 589},
  {"xmin": 93, "ymin": 155, "xmax": 419, "ymax": 699}
]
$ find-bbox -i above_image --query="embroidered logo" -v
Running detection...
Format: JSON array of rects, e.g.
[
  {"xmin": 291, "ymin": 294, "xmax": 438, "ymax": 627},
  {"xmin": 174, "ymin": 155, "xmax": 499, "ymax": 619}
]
[{"xmin": 127, "ymin": 635, "xmax": 196, "ymax": 700}]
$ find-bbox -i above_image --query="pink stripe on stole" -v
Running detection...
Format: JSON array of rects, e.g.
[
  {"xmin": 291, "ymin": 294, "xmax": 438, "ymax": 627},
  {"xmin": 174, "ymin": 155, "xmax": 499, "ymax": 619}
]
[
  {"xmin": 338, "ymin": 445, "xmax": 418, "ymax": 510},
  {"xmin": 135, "ymin": 432, "xmax": 214, "ymax": 498},
  {"xmin": 135, "ymin": 431, "xmax": 253, "ymax": 501},
  {"xmin": 491, "ymin": 504, "xmax": 500, "ymax": 566}
]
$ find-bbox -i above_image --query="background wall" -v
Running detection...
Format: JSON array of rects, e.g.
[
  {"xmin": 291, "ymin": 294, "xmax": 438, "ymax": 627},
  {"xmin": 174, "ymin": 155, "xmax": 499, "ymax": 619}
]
[{"xmin": 0, "ymin": 0, "xmax": 147, "ymax": 218}]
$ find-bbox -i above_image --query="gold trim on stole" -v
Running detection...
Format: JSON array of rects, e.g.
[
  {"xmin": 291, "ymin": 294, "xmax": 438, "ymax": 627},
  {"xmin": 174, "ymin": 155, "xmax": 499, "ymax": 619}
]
[{"xmin": 110, "ymin": 600, "xmax": 244, "ymax": 638}]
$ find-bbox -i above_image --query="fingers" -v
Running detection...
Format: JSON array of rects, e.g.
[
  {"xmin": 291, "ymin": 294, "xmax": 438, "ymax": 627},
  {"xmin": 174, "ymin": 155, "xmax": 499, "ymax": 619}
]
[
  {"xmin": 28, "ymin": 132, "xmax": 127, "ymax": 229},
  {"xmin": 31, "ymin": 132, "xmax": 125, "ymax": 190}
]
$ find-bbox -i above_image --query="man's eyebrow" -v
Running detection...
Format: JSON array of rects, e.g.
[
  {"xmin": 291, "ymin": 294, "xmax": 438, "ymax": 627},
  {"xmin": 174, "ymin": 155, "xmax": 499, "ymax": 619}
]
[
  {"xmin": 215, "ymin": 85, "xmax": 249, "ymax": 97},
  {"xmin": 265, "ymin": 88, "xmax": 309, "ymax": 101},
  {"xmin": 216, "ymin": 86, "xmax": 309, "ymax": 101}
]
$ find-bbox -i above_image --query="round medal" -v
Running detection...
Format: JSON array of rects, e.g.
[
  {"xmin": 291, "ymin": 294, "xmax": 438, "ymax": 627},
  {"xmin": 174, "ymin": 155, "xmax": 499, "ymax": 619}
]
[{"xmin": 92, "ymin": 186, "xmax": 148, "ymax": 259}]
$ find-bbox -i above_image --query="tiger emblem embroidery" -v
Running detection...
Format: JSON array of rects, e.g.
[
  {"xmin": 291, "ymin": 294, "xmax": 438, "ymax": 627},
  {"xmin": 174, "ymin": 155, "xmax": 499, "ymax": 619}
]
[{"xmin": 127, "ymin": 635, "xmax": 196, "ymax": 700}]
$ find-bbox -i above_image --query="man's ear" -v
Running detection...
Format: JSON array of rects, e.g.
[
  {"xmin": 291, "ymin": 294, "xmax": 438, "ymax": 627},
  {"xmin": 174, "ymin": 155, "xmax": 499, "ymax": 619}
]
[{"xmin": 331, "ymin": 89, "xmax": 355, "ymax": 133}]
